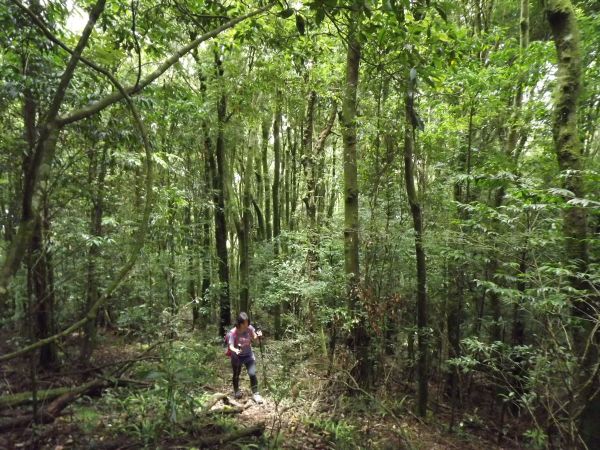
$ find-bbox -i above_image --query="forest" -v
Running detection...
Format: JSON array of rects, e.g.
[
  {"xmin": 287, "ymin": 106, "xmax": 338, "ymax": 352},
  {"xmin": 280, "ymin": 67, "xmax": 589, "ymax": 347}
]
[{"xmin": 0, "ymin": 0, "xmax": 599, "ymax": 448}]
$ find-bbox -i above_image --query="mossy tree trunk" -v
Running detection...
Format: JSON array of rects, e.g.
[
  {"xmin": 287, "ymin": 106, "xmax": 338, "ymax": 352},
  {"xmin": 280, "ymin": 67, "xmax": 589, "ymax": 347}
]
[{"xmin": 546, "ymin": 0, "xmax": 598, "ymax": 446}]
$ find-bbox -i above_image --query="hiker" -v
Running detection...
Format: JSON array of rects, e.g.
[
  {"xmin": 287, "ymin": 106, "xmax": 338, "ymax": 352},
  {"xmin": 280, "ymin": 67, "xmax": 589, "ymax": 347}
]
[{"xmin": 227, "ymin": 312, "xmax": 264, "ymax": 403}]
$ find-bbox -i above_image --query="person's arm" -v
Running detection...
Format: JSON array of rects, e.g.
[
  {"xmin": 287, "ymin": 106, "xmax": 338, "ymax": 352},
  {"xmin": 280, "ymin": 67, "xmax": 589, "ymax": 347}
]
[
  {"xmin": 251, "ymin": 325, "xmax": 262, "ymax": 340},
  {"xmin": 229, "ymin": 331, "xmax": 241, "ymax": 355}
]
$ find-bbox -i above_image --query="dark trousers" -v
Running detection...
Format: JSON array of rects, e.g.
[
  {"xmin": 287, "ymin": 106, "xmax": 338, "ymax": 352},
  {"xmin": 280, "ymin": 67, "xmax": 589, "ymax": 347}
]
[{"xmin": 231, "ymin": 354, "xmax": 258, "ymax": 393}]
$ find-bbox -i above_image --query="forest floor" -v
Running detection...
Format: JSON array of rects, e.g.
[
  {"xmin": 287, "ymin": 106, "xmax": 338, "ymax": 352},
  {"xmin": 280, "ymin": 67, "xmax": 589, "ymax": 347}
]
[{"xmin": 0, "ymin": 324, "xmax": 525, "ymax": 449}]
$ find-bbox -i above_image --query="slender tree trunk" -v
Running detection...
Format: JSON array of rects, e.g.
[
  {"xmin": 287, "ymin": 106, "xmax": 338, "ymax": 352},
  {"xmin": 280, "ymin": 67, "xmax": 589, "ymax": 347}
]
[
  {"xmin": 272, "ymin": 97, "xmax": 282, "ymax": 337},
  {"xmin": 290, "ymin": 126, "xmax": 299, "ymax": 231},
  {"xmin": 302, "ymin": 94, "xmax": 336, "ymax": 282},
  {"xmin": 341, "ymin": 12, "xmax": 369, "ymax": 386},
  {"xmin": 445, "ymin": 103, "xmax": 471, "ymax": 398},
  {"xmin": 213, "ymin": 51, "xmax": 231, "ymax": 335},
  {"xmin": 201, "ymin": 153, "xmax": 212, "ymax": 327},
  {"xmin": 315, "ymin": 103, "xmax": 337, "ymax": 226},
  {"xmin": 326, "ymin": 142, "xmax": 337, "ymax": 220},
  {"xmin": 30, "ymin": 197, "xmax": 57, "ymax": 369},
  {"xmin": 302, "ymin": 91, "xmax": 317, "ymax": 229},
  {"xmin": 254, "ymin": 133, "xmax": 266, "ymax": 241},
  {"xmin": 186, "ymin": 203, "xmax": 199, "ymax": 329},
  {"xmin": 510, "ymin": 0, "xmax": 530, "ymax": 349},
  {"xmin": 239, "ymin": 141, "xmax": 253, "ymax": 313},
  {"xmin": 301, "ymin": 91, "xmax": 319, "ymax": 292},
  {"xmin": 404, "ymin": 71, "xmax": 428, "ymax": 418},
  {"xmin": 165, "ymin": 170, "xmax": 177, "ymax": 315},
  {"xmin": 80, "ymin": 145, "xmax": 108, "ymax": 363},
  {"xmin": 184, "ymin": 143, "xmax": 199, "ymax": 329},
  {"xmin": 285, "ymin": 126, "xmax": 292, "ymax": 231},
  {"xmin": 315, "ymin": 106, "xmax": 337, "ymax": 226},
  {"xmin": 262, "ymin": 118, "xmax": 272, "ymax": 241}
]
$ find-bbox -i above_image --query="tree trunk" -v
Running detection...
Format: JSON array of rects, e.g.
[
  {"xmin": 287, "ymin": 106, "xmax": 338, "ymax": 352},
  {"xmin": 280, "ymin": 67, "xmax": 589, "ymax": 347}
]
[
  {"xmin": 201, "ymin": 157, "xmax": 213, "ymax": 327},
  {"xmin": 404, "ymin": 71, "xmax": 428, "ymax": 418},
  {"xmin": 290, "ymin": 126, "xmax": 299, "ymax": 231},
  {"xmin": 302, "ymin": 90, "xmax": 317, "ymax": 229},
  {"xmin": 81, "ymin": 145, "xmax": 108, "ymax": 363},
  {"xmin": 165, "ymin": 171, "xmax": 177, "ymax": 315},
  {"xmin": 326, "ymin": 142, "xmax": 337, "ymax": 220},
  {"xmin": 262, "ymin": 118, "xmax": 272, "ymax": 241},
  {"xmin": 546, "ymin": 0, "xmax": 589, "ymax": 322},
  {"xmin": 510, "ymin": 0, "xmax": 530, "ymax": 349},
  {"xmin": 186, "ymin": 203, "xmax": 199, "ymax": 329},
  {"xmin": 29, "ymin": 197, "xmax": 57, "ymax": 370},
  {"xmin": 239, "ymin": 140, "xmax": 253, "ymax": 313},
  {"xmin": 273, "ymin": 96, "xmax": 282, "ymax": 337},
  {"xmin": 285, "ymin": 125, "xmax": 292, "ymax": 231},
  {"xmin": 340, "ymin": 12, "xmax": 369, "ymax": 387},
  {"xmin": 213, "ymin": 51, "xmax": 231, "ymax": 335},
  {"xmin": 546, "ymin": 1, "xmax": 598, "ymax": 446}
]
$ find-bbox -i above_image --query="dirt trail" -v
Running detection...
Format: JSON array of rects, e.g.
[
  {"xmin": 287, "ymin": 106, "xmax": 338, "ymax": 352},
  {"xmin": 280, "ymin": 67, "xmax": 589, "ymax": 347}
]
[{"xmin": 209, "ymin": 354, "xmax": 333, "ymax": 449}]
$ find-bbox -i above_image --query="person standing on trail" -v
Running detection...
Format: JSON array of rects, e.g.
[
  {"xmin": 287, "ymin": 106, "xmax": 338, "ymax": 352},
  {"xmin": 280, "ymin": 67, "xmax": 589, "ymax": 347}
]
[{"xmin": 227, "ymin": 312, "xmax": 263, "ymax": 403}]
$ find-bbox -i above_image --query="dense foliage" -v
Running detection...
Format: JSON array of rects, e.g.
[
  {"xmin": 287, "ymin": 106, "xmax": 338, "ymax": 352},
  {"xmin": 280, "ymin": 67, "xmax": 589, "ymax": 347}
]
[{"xmin": 0, "ymin": 0, "xmax": 598, "ymax": 448}]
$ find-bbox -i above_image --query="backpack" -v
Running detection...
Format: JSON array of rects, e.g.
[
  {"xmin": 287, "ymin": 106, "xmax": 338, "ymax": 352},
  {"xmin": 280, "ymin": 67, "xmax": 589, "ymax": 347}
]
[{"xmin": 224, "ymin": 327, "xmax": 238, "ymax": 357}]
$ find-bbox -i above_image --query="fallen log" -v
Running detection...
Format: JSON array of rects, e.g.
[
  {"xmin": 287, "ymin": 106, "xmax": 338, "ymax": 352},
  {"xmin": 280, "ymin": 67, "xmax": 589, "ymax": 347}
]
[
  {"xmin": 201, "ymin": 393, "xmax": 227, "ymax": 411},
  {"xmin": 205, "ymin": 405, "xmax": 246, "ymax": 416},
  {"xmin": 0, "ymin": 380, "xmax": 103, "ymax": 409},
  {"xmin": 0, "ymin": 377, "xmax": 150, "ymax": 410},
  {"xmin": 0, "ymin": 377, "xmax": 150, "ymax": 431},
  {"xmin": 0, "ymin": 380, "xmax": 104, "ymax": 432}
]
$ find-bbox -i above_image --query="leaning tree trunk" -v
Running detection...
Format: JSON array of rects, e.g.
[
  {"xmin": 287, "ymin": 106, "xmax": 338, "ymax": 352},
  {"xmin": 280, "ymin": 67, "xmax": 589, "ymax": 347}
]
[
  {"xmin": 341, "ymin": 12, "xmax": 369, "ymax": 387},
  {"xmin": 546, "ymin": 0, "xmax": 598, "ymax": 446},
  {"xmin": 404, "ymin": 70, "xmax": 429, "ymax": 418}
]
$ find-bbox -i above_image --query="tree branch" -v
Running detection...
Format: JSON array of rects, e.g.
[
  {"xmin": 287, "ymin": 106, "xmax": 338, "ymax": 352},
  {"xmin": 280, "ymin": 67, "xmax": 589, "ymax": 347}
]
[{"xmin": 56, "ymin": 1, "xmax": 276, "ymax": 127}]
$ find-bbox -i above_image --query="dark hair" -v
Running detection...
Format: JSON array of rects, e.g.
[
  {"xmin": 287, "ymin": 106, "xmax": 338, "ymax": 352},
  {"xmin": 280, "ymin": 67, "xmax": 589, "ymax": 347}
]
[{"xmin": 236, "ymin": 312, "xmax": 250, "ymax": 327}]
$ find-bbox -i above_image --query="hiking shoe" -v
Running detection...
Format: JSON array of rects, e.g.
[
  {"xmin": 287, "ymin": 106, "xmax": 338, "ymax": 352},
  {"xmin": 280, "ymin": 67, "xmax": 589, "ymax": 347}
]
[
  {"xmin": 252, "ymin": 393, "xmax": 264, "ymax": 404},
  {"xmin": 234, "ymin": 391, "xmax": 243, "ymax": 399}
]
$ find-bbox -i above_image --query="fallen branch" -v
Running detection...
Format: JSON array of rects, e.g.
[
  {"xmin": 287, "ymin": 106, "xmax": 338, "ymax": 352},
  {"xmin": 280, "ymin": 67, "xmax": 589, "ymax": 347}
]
[
  {"xmin": 201, "ymin": 393, "xmax": 228, "ymax": 412},
  {"xmin": 0, "ymin": 377, "xmax": 150, "ymax": 430},
  {"xmin": 0, "ymin": 380, "xmax": 104, "ymax": 432},
  {"xmin": 205, "ymin": 405, "xmax": 246, "ymax": 416},
  {"xmin": 0, "ymin": 380, "xmax": 102, "ymax": 409}
]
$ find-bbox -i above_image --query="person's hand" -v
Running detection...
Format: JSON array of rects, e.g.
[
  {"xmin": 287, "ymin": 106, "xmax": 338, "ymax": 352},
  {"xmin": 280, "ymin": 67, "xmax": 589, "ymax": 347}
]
[
  {"xmin": 256, "ymin": 330, "xmax": 263, "ymax": 338},
  {"xmin": 233, "ymin": 347, "xmax": 241, "ymax": 355}
]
